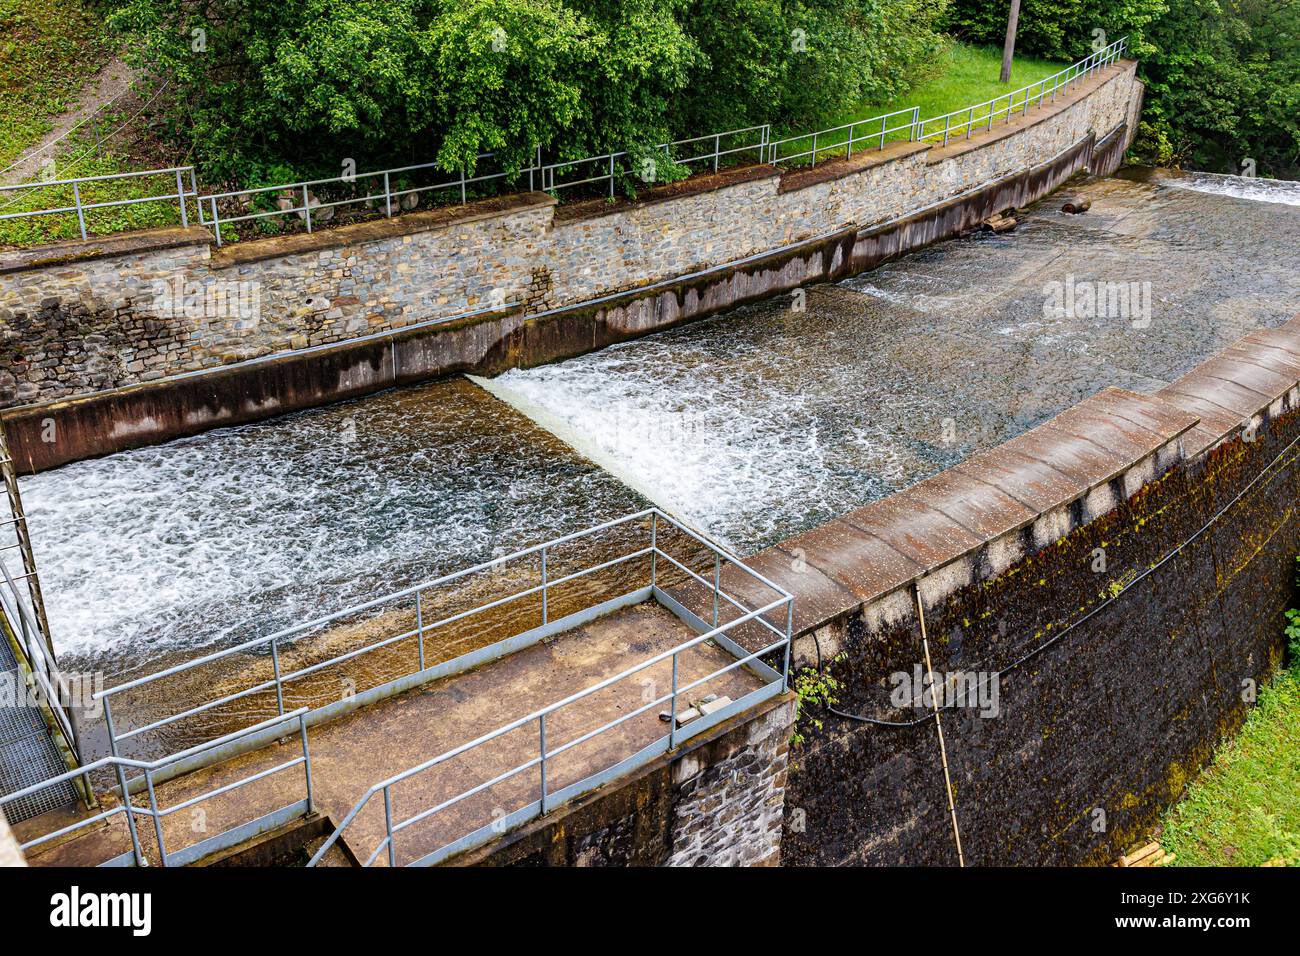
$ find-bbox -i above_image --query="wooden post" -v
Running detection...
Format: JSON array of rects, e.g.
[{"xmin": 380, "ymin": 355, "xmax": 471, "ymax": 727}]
[{"xmin": 1000, "ymin": 0, "xmax": 1022, "ymax": 84}]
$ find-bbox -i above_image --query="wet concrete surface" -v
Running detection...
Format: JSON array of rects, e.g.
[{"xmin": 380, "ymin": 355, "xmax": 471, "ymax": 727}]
[
  {"xmin": 20, "ymin": 601, "xmax": 762, "ymax": 867},
  {"xmin": 489, "ymin": 171, "xmax": 1300, "ymax": 551}
]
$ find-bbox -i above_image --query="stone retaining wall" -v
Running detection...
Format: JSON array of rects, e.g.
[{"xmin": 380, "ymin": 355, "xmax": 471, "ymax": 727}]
[
  {"xmin": 0, "ymin": 62, "xmax": 1143, "ymax": 470},
  {"xmin": 736, "ymin": 314, "xmax": 1300, "ymax": 865},
  {"xmin": 448, "ymin": 695, "xmax": 794, "ymax": 867}
]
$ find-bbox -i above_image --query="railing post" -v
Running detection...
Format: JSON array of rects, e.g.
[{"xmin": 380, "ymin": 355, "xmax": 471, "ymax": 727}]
[
  {"xmin": 966, "ymin": 105, "xmax": 974, "ymax": 140},
  {"xmin": 712, "ymin": 553, "xmax": 721, "ymax": 628},
  {"xmin": 415, "ymin": 589, "xmax": 426, "ymax": 670},
  {"xmin": 383, "ymin": 785, "xmax": 396, "ymax": 867},
  {"xmin": 270, "ymin": 637, "xmax": 285, "ymax": 716},
  {"xmin": 460, "ymin": 167, "xmax": 467, "ymax": 205},
  {"xmin": 783, "ymin": 601, "xmax": 794, "ymax": 693},
  {"xmin": 384, "ymin": 172, "xmax": 392, "ymax": 218},
  {"xmin": 910, "ymin": 107, "xmax": 920, "ymax": 142},
  {"xmin": 714, "ymin": 133, "xmax": 721, "ymax": 173},
  {"xmin": 608, "ymin": 155, "xmax": 615, "ymax": 198},
  {"xmin": 211, "ymin": 197, "xmax": 222, "ymax": 247},
  {"xmin": 300, "ymin": 712, "xmax": 315, "ymax": 814},
  {"xmin": 114, "ymin": 761, "xmax": 146, "ymax": 866},
  {"xmin": 71, "ymin": 181, "xmax": 87, "ymax": 240},
  {"xmin": 540, "ymin": 547, "xmax": 548, "ymax": 626},
  {"xmin": 176, "ymin": 169, "xmax": 189, "ymax": 228},
  {"xmin": 650, "ymin": 512, "xmax": 658, "ymax": 589},
  {"xmin": 943, "ymin": 113, "xmax": 951, "ymax": 147},
  {"xmin": 668, "ymin": 652, "xmax": 679, "ymax": 749},
  {"xmin": 302, "ymin": 184, "xmax": 312, "ymax": 233},
  {"xmin": 144, "ymin": 768, "xmax": 167, "ymax": 867},
  {"xmin": 811, "ymin": 131, "xmax": 817, "ymax": 168},
  {"xmin": 538, "ymin": 713, "xmax": 548, "ymax": 814}
]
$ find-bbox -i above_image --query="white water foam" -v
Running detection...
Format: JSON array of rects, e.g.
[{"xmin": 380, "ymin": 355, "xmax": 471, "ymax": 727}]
[
  {"xmin": 1164, "ymin": 171, "xmax": 1300, "ymax": 207},
  {"xmin": 19, "ymin": 380, "xmax": 640, "ymax": 671}
]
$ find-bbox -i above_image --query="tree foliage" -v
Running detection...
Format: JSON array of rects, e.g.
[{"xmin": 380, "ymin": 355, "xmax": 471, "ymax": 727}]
[
  {"xmin": 109, "ymin": 0, "xmax": 950, "ymax": 184},
  {"xmin": 942, "ymin": 0, "xmax": 1300, "ymax": 177}
]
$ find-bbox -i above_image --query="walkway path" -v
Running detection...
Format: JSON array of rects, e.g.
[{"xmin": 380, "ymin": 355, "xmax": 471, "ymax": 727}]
[{"xmin": 16, "ymin": 601, "xmax": 761, "ymax": 866}]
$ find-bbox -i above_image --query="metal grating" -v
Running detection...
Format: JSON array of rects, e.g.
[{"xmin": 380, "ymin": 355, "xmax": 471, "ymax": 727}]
[{"xmin": 0, "ymin": 633, "xmax": 77, "ymax": 823}]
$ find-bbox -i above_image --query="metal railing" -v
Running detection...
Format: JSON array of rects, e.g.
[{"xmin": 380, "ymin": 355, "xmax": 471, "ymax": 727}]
[
  {"xmin": 3, "ymin": 43, "xmax": 1129, "ymax": 247},
  {"xmin": 1, "ymin": 708, "xmax": 313, "ymax": 867},
  {"xmin": 537, "ymin": 125, "xmax": 771, "ymax": 196},
  {"xmin": 0, "ymin": 558, "xmax": 76, "ymax": 752},
  {"xmin": 197, "ymin": 151, "xmax": 522, "ymax": 247},
  {"xmin": 0, "ymin": 166, "xmax": 197, "ymax": 241},
  {"xmin": 917, "ymin": 36, "xmax": 1128, "ymax": 147},
  {"xmin": 767, "ymin": 107, "xmax": 921, "ymax": 168},
  {"xmin": 198, "ymin": 127, "xmax": 771, "ymax": 245},
  {"xmin": 93, "ymin": 509, "xmax": 789, "ymax": 762},
  {"xmin": 306, "ymin": 509, "xmax": 793, "ymax": 868}
]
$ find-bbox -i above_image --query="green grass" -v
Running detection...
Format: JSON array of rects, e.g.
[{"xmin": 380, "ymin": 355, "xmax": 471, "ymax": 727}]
[
  {"xmin": 0, "ymin": 109, "xmax": 189, "ymax": 247},
  {"xmin": 772, "ymin": 42, "xmax": 1069, "ymax": 163},
  {"xmin": 1160, "ymin": 660, "xmax": 1300, "ymax": 867},
  {"xmin": 0, "ymin": 0, "xmax": 114, "ymax": 170}
]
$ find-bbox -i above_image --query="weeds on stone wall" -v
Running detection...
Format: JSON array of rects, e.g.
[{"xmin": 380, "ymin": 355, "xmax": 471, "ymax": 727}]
[{"xmin": 791, "ymin": 655, "xmax": 845, "ymax": 748}]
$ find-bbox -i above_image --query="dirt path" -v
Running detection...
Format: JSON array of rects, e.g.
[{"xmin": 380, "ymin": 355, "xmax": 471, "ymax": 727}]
[{"xmin": 1, "ymin": 57, "xmax": 138, "ymax": 187}]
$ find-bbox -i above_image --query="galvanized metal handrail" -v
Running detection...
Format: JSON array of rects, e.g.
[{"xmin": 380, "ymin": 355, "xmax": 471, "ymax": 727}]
[
  {"xmin": 306, "ymin": 519, "xmax": 793, "ymax": 867},
  {"xmin": 6, "ymin": 43, "xmax": 1129, "ymax": 246},
  {"xmin": 0, "ymin": 557, "xmax": 76, "ymax": 750},
  {"xmin": 917, "ymin": 37, "xmax": 1128, "ymax": 147},
  {"xmin": 0, "ymin": 166, "xmax": 197, "ymax": 240},
  {"xmin": 197, "ymin": 151, "xmax": 516, "ymax": 247},
  {"xmin": 538, "ymin": 125, "xmax": 771, "ymax": 197},
  {"xmin": 93, "ymin": 509, "xmax": 789, "ymax": 755},
  {"xmin": 199, "ymin": 126, "xmax": 771, "ymax": 245},
  {"xmin": 0, "ymin": 708, "xmax": 312, "ymax": 867},
  {"xmin": 766, "ymin": 107, "xmax": 921, "ymax": 167}
]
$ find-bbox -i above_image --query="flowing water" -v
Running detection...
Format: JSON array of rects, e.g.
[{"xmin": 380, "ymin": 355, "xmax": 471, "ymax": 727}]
[
  {"xmin": 15, "ymin": 168, "xmax": 1300, "ymax": 690},
  {"xmin": 486, "ymin": 168, "xmax": 1300, "ymax": 550},
  {"xmin": 19, "ymin": 379, "xmax": 643, "ymax": 684}
]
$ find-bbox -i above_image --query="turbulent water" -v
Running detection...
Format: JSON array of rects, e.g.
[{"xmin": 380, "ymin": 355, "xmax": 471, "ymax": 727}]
[
  {"xmin": 17, "ymin": 167, "xmax": 1300, "ymax": 674},
  {"xmin": 1163, "ymin": 169, "xmax": 1300, "ymax": 207},
  {"xmin": 488, "ymin": 169, "xmax": 1300, "ymax": 550},
  {"xmin": 19, "ymin": 379, "xmax": 642, "ymax": 677}
]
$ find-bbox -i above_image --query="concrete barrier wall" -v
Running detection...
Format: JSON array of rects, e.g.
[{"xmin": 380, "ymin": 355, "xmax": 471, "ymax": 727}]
[
  {"xmin": 0, "ymin": 62, "xmax": 1143, "ymax": 471},
  {"xmin": 734, "ymin": 315, "xmax": 1300, "ymax": 865},
  {"xmin": 449, "ymin": 695, "xmax": 793, "ymax": 867}
]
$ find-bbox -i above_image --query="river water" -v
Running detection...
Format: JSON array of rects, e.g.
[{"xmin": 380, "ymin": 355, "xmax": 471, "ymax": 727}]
[
  {"xmin": 16, "ymin": 168, "xmax": 1300, "ymax": 683},
  {"xmin": 486, "ymin": 168, "xmax": 1300, "ymax": 549}
]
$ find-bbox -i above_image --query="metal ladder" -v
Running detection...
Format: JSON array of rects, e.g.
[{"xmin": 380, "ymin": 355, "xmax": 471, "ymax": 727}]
[{"xmin": 0, "ymin": 422, "xmax": 79, "ymax": 823}]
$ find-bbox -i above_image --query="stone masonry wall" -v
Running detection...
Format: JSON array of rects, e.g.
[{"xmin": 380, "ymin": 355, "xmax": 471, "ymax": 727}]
[
  {"xmin": 0, "ymin": 63, "xmax": 1142, "ymax": 410},
  {"xmin": 665, "ymin": 695, "xmax": 791, "ymax": 866},
  {"xmin": 739, "ymin": 316, "xmax": 1300, "ymax": 866},
  {"xmin": 450, "ymin": 694, "xmax": 794, "ymax": 867}
]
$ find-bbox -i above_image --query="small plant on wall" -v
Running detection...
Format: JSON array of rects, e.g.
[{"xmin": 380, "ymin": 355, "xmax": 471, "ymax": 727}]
[{"xmin": 791, "ymin": 656, "xmax": 845, "ymax": 747}]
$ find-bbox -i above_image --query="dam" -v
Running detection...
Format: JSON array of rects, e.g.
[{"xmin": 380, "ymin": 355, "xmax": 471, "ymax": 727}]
[
  {"xmin": 2, "ymin": 51, "xmax": 1298, "ymax": 868},
  {"xmin": 17, "ymin": 169, "xmax": 1298, "ymax": 681}
]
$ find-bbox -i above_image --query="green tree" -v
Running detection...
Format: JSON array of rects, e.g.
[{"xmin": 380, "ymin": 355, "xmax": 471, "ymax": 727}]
[{"xmin": 942, "ymin": 0, "xmax": 1300, "ymax": 177}]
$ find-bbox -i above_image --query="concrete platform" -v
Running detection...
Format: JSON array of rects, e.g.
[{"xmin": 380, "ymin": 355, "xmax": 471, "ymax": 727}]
[{"xmin": 18, "ymin": 601, "xmax": 763, "ymax": 867}]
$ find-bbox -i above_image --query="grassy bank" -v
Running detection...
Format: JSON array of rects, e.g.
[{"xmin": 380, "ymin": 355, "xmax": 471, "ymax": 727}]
[
  {"xmin": 772, "ymin": 42, "xmax": 1067, "ymax": 161},
  {"xmin": 1160, "ymin": 565, "xmax": 1300, "ymax": 867},
  {"xmin": 0, "ymin": 0, "xmax": 113, "ymax": 170}
]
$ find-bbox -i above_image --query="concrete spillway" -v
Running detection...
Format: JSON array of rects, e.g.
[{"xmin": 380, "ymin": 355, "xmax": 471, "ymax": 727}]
[
  {"xmin": 14, "ymin": 168, "xmax": 1300, "ymax": 691},
  {"xmin": 483, "ymin": 170, "xmax": 1300, "ymax": 551}
]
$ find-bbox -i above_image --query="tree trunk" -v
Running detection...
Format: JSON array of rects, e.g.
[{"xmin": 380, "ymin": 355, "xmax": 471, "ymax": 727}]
[{"xmin": 1000, "ymin": 0, "xmax": 1022, "ymax": 83}]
